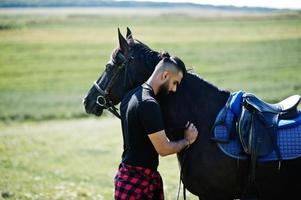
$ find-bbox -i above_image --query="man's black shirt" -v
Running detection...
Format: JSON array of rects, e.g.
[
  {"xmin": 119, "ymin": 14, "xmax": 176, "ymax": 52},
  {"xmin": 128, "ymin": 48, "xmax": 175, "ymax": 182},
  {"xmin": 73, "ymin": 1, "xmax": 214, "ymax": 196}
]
[{"xmin": 120, "ymin": 83, "xmax": 164, "ymax": 170}]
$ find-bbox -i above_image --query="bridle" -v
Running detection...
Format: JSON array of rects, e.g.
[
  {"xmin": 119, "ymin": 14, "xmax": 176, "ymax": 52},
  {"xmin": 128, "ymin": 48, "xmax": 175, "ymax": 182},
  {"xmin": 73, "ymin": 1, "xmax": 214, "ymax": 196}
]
[{"xmin": 93, "ymin": 49, "xmax": 134, "ymax": 119}]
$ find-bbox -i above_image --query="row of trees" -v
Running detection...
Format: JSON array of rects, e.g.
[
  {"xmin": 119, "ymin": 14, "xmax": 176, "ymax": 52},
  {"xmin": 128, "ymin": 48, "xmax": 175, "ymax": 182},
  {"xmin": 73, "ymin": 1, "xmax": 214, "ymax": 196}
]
[{"xmin": 0, "ymin": 0, "xmax": 276, "ymax": 12}]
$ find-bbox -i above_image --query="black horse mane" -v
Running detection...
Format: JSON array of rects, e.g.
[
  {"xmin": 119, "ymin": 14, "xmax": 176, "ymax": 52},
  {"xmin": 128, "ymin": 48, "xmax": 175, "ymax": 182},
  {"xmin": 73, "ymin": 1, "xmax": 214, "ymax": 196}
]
[
  {"xmin": 111, "ymin": 40, "xmax": 166, "ymax": 87},
  {"xmin": 132, "ymin": 40, "xmax": 163, "ymax": 74},
  {"xmin": 111, "ymin": 39, "xmax": 163, "ymax": 69}
]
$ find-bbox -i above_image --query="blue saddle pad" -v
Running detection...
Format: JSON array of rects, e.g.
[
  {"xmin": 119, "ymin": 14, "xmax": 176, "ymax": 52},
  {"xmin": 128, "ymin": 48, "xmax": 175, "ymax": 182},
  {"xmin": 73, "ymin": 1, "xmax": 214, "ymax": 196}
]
[{"xmin": 213, "ymin": 91, "xmax": 301, "ymax": 161}]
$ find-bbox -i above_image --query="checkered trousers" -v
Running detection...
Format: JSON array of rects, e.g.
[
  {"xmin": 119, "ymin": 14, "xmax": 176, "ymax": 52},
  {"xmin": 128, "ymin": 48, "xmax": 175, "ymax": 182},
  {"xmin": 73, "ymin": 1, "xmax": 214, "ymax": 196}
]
[{"xmin": 114, "ymin": 163, "xmax": 164, "ymax": 200}]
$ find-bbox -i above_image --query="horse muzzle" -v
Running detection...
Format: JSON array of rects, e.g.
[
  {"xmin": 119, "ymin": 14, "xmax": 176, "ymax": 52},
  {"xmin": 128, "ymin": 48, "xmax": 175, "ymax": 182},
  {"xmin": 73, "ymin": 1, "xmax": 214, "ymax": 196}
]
[{"xmin": 82, "ymin": 95, "xmax": 104, "ymax": 116}]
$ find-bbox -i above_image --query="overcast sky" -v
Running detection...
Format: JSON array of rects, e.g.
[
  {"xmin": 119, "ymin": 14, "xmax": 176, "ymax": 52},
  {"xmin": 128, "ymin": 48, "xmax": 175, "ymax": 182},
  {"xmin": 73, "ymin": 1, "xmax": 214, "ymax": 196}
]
[{"xmin": 128, "ymin": 0, "xmax": 301, "ymax": 9}]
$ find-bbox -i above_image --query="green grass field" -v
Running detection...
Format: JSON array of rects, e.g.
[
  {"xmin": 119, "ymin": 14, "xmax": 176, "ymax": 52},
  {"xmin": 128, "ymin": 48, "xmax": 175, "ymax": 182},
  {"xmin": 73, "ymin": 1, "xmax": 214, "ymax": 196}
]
[
  {"xmin": 0, "ymin": 118, "xmax": 190, "ymax": 199},
  {"xmin": 0, "ymin": 13, "xmax": 300, "ymax": 121},
  {"xmin": 0, "ymin": 10, "xmax": 301, "ymax": 199}
]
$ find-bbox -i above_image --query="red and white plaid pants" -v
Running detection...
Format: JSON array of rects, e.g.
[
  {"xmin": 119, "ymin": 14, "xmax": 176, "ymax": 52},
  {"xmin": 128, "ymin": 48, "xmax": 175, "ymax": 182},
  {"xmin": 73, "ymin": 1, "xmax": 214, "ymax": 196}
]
[{"xmin": 114, "ymin": 163, "xmax": 164, "ymax": 200}]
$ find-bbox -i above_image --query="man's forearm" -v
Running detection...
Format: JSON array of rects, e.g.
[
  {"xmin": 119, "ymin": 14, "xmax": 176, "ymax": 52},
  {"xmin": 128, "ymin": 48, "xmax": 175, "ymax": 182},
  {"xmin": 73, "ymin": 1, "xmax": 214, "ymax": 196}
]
[{"xmin": 159, "ymin": 138, "xmax": 189, "ymax": 157}]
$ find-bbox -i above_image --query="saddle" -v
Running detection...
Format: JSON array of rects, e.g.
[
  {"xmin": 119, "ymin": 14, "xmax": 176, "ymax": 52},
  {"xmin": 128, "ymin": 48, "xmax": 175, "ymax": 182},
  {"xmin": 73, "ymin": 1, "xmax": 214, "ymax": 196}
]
[{"xmin": 237, "ymin": 93, "xmax": 300, "ymax": 181}]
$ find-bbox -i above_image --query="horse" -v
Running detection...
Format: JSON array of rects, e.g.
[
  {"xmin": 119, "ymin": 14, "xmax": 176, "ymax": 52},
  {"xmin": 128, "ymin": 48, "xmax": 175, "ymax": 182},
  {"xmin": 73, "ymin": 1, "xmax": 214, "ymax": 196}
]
[{"xmin": 83, "ymin": 28, "xmax": 301, "ymax": 200}]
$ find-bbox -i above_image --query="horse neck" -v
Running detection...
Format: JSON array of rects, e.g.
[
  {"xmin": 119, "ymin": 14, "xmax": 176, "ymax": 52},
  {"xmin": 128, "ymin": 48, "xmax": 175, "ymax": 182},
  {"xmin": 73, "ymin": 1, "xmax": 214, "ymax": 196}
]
[
  {"xmin": 162, "ymin": 73, "xmax": 230, "ymax": 140},
  {"xmin": 192, "ymin": 77, "xmax": 230, "ymax": 130}
]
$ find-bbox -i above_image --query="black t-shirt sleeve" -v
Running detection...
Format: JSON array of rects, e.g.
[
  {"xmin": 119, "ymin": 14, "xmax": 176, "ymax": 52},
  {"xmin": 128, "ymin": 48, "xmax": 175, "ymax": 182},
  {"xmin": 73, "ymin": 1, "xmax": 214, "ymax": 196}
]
[{"xmin": 138, "ymin": 100, "xmax": 164, "ymax": 135}]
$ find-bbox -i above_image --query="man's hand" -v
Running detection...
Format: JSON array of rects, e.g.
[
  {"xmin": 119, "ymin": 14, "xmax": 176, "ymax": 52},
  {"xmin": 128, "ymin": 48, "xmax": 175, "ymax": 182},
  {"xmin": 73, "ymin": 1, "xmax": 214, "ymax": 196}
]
[{"xmin": 185, "ymin": 121, "xmax": 198, "ymax": 145}]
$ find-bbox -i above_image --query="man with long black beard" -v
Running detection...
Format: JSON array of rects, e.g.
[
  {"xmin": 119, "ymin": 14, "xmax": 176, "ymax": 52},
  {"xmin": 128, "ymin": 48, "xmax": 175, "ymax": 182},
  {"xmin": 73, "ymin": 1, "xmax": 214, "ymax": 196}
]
[{"xmin": 114, "ymin": 56, "xmax": 198, "ymax": 199}]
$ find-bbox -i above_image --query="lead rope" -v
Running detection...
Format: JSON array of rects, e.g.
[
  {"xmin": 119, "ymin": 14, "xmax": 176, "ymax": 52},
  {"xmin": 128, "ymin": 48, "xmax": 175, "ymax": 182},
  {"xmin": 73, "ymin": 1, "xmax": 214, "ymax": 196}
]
[
  {"xmin": 176, "ymin": 172, "xmax": 181, "ymax": 200},
  {"xmin": 176, "ymin": 162, "xmax": 186, "ymax": 200},
  {"xmin": 176, "ymin": 147, "xmax": 189, "ymax": 200}
]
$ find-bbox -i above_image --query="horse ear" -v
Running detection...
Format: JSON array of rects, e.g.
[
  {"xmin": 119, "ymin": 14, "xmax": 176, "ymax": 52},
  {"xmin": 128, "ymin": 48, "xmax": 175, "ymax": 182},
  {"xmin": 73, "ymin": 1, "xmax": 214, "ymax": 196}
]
[
  {"xmin": 118, "ymin": 28, "xmax": 129, "ymax": 51},
  {"xmin": 126, "ymin": 27, "xmax": 132, "ymax": 39},
  {"xmin": 126, "ymin": 27, "xmax": 134, "ymax": 45}
]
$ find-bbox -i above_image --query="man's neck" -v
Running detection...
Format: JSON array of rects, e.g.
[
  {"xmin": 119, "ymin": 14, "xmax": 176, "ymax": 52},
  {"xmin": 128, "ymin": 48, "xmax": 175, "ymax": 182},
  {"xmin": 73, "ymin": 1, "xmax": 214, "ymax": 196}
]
[{"xmin": 146, "ymin": 77, "xmax": 159, "ymax": 96}]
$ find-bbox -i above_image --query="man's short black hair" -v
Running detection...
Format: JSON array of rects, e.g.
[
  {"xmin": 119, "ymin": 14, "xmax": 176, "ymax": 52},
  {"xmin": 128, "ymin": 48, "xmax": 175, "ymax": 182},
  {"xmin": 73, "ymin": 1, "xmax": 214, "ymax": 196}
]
[{"xmin": 161, "ymin": 56, "xmax": 186, "ymax": 76}]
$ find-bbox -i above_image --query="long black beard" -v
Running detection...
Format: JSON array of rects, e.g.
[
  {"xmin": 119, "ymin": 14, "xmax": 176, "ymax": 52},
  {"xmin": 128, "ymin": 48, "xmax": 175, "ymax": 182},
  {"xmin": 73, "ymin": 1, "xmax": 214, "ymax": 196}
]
[{"xmin": 156, "ymin": 81, "xmax": 169, "ymax": 102}]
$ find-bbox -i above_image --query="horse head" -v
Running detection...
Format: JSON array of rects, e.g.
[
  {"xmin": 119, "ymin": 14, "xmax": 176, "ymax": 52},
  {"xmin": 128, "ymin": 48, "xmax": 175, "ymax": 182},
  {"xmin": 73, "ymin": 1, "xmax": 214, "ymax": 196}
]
[{"xmin": 83, "ymin": 28, "xmax": 162, "ymax": 117}]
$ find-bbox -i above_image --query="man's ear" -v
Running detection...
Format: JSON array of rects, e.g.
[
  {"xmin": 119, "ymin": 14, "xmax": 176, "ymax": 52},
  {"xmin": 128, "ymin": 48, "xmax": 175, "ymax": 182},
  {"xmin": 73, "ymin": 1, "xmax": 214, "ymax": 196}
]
[
  {"xmin": 118, "ymin": 28, "xmax": 129, "ymax": 52},
  {"xmin": 162, "ymin": 71, "xmax": 170, "ymax": 81}
]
